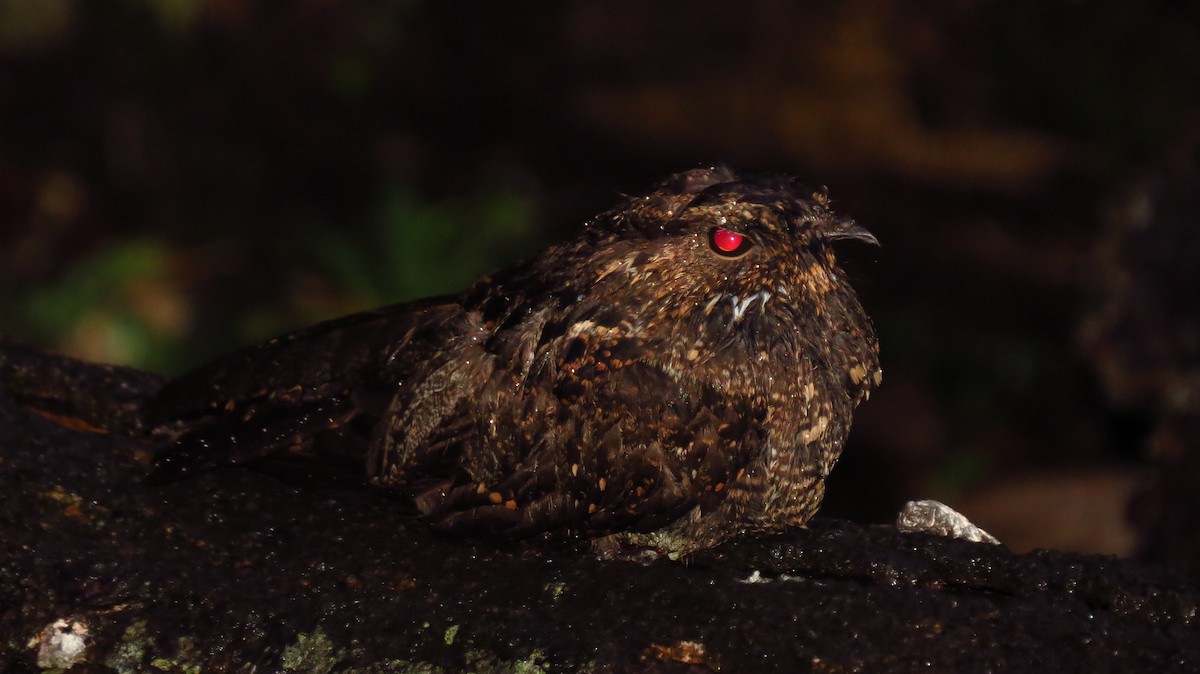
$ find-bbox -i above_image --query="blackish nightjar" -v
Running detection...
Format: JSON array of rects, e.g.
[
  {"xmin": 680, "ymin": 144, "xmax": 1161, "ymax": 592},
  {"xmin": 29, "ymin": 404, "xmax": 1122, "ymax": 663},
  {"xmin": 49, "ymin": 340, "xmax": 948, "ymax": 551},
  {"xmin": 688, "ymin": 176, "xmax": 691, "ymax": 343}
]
[{"xmin": 145, "ymin": 167, "xmax": 882, "ymax": 555}]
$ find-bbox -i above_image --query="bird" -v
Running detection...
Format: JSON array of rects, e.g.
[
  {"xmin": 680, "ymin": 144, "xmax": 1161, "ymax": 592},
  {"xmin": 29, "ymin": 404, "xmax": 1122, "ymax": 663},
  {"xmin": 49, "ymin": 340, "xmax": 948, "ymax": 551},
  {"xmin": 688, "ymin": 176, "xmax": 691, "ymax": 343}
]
[{"xmin": 144, "ymin": 167, "xmax": 882, "ymax": 556}]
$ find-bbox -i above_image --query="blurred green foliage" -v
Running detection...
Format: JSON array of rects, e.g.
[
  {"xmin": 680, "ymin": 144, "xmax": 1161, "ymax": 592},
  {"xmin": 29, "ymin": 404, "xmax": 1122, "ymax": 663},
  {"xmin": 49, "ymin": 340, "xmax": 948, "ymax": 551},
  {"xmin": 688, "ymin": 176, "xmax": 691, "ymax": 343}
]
[
  {"xmin": 307, "ymin": 187, "xmax": 537, "ymax": 309},
  {"xmin": 0, "ymin": 0, "xmax": 542, "ymax": 373},
  {"xmin": 1, "ymin": 184, "xmax": 538, "ymax": 374},
  {"xmin": 229, "ymin": 185, "xmax": 540, "ymax": 365},
  {"xmin": 12, "ymin": 239, "xmax": 183, "ymax": 372}
]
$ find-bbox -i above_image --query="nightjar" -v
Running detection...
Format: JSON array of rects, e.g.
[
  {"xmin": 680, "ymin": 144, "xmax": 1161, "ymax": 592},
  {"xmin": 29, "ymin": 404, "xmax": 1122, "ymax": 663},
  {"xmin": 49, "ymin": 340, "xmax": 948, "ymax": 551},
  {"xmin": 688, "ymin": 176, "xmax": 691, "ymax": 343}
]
[{"xmin": 145, "ymin": 167, "xmax": 882, "ymax": 555}]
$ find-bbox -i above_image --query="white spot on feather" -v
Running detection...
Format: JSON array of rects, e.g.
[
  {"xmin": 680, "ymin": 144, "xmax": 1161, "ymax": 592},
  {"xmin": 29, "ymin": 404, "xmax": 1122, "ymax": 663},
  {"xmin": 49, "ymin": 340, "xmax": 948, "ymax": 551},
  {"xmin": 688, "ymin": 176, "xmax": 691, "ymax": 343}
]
[
  {"xmin": 730, "ymin": 290, "xmax": 773, "ymax": 322},
  {"xmin": 799, "ymin": 416, "xmax": 830, "ymax": 443}
]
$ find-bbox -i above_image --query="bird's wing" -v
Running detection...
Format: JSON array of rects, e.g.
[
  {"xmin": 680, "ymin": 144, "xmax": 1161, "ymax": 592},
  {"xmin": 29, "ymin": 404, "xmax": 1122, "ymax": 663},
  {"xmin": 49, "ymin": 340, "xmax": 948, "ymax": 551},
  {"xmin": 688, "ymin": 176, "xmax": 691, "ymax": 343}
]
[
  {"xmin": 416, "ymin": 321, "xmax": 766, "ymax": 538},
  {"xmin": 146, "ymin": 297, "xmax": 479, "ymax": 477},
  {"xmin": 551, "ymin": 328, "xmax": 767, "ymax": 534}
]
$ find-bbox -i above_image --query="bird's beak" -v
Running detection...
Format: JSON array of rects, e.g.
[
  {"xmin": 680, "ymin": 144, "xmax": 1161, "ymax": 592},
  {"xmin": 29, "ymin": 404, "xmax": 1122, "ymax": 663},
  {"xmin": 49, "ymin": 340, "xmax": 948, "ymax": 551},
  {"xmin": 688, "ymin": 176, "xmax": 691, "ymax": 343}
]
[{"xmin": 821, "ymin": 218, "xmax": 880, "ymax": 246}]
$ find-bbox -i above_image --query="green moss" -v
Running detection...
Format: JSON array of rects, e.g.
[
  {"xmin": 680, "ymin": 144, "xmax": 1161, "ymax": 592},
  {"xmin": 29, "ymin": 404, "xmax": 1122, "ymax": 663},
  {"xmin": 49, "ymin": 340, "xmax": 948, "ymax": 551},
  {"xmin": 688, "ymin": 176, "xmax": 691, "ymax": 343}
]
[
  {"xmin": 281, "ymin": 630, "xmax": 345, "ymax": 673},
  {"xmin": 104, "ymin": 620, "xmax": 152, "ymax": 673},
  {"xmin": 543, "ymin": 582, "xmax": 567, "ymax": 600},
  {"xmin": 149, "ymin": 657, "xmax": 201, "ymax": 674},
  {"xmin": 343, "ymin": 659, "xmax": 444, "ymax": 674},
  {"xmin": 464, "ymin": 648, "xmax": 550, "ymax": 674}
]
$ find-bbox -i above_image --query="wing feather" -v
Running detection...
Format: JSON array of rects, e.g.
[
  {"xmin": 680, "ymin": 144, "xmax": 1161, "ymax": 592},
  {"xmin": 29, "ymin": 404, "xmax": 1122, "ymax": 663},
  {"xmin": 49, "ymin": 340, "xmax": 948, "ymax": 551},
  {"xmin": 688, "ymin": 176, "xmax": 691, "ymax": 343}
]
[{"xmin": 147, "ymin": 298, "xmax": 477, "ymax": 476}]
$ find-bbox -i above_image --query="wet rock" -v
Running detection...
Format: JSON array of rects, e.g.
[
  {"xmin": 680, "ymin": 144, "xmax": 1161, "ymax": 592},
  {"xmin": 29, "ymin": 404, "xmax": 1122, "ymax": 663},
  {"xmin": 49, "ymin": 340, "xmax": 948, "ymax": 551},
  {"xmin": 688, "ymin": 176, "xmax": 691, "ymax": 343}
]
[{"xmin": 1, "ymin": 339, "xmax": 1197, "ymax": 672}]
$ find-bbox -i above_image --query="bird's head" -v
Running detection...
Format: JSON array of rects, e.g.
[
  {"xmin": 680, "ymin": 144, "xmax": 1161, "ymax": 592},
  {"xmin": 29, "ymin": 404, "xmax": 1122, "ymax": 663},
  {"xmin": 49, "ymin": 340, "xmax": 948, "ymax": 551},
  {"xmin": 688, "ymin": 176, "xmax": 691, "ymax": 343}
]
[{"xmin": 469, "ymin": 167, "xmax": 881, "ymax": 403}]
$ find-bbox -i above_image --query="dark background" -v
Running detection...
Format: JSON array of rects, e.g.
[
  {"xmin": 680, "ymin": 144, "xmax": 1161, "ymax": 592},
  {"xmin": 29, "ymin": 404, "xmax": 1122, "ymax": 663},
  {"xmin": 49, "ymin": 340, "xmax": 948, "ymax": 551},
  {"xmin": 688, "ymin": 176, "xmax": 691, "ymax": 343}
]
[{"xmin": 2, "ymin": 1, "xmax": 1198, "ymax": 569}]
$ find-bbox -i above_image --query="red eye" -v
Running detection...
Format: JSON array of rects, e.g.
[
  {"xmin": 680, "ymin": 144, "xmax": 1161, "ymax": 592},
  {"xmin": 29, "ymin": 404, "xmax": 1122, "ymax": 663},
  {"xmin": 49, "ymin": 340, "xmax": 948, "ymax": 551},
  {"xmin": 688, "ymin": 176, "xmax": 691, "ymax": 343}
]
[{"xmin": 710, "ymin": 228, "xmax": 751, "ymax": 256}]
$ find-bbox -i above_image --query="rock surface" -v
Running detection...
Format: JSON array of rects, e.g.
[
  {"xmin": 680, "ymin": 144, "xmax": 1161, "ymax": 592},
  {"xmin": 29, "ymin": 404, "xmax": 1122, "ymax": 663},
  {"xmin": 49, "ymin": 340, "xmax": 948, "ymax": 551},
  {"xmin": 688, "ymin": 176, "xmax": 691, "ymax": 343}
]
[{"xmin": 1, "ymin": 339, "xmax": 1198, "ymax": 672}]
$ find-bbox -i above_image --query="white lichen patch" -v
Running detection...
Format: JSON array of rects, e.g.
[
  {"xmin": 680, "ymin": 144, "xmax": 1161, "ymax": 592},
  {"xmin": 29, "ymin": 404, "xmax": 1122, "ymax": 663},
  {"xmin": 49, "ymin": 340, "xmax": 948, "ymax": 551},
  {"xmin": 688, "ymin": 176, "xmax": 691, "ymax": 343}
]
[
  {"xmin": 738, "ymin": 570, "xmax": 803, "ymax": 584},
  {"xmin": 741, "ymin": 570, "xmax": 767, "ymax": 583},
  {"xmin": 28, "ymin": 617, "xmax": 89, "ymax": 669},
  {"xmin": 896, "ymin": 499, "xmax": 1000, "ymax": 545}
]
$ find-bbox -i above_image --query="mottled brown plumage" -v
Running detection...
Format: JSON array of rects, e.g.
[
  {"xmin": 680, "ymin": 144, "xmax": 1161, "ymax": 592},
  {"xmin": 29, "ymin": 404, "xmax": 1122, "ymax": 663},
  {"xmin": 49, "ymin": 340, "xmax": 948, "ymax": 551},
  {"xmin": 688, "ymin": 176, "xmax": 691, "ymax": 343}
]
[{"xmin": 145, "ymin": 167, "xmax": 881, "ymax": 555}]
